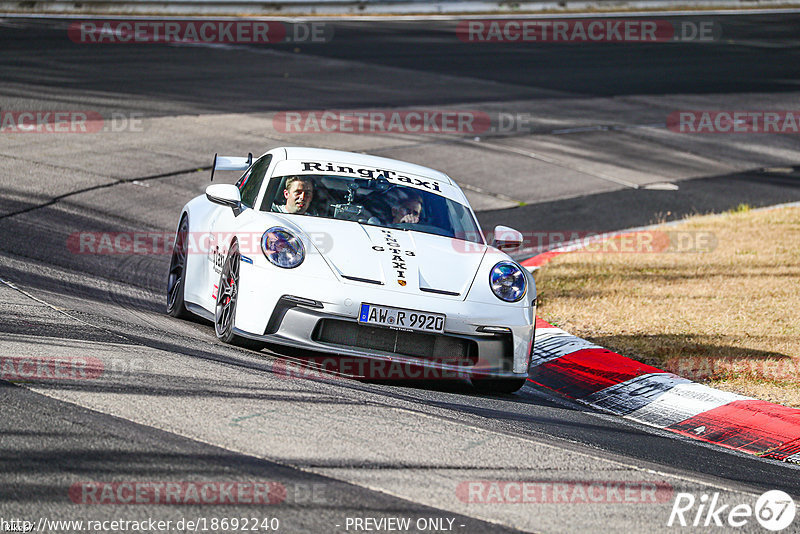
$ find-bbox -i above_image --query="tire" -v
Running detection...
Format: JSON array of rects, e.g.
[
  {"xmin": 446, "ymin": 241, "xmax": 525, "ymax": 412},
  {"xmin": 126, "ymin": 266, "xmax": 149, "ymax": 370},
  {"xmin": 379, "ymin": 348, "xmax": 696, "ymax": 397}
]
[
  {"xmin": 166, "ymin": 215, "xmax": 191, "ymax": 318},
  {"xmin": 214, "ymin": 241, "xmax": 265, "ymax": 351},
  {"xmin": 472, "ymin": 377, "xmax": 527, "ymax": 394}
]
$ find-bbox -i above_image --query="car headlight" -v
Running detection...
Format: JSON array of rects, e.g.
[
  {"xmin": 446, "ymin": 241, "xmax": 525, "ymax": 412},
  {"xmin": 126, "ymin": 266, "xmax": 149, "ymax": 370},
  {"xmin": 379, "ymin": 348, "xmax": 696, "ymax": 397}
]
[
  {"xmin": 489, "ymin": 261, "xmax": 526, "ymax": 302},
  {"xmin": 261, "ymin": 227, "xmax": 305, "ymax": 268}
]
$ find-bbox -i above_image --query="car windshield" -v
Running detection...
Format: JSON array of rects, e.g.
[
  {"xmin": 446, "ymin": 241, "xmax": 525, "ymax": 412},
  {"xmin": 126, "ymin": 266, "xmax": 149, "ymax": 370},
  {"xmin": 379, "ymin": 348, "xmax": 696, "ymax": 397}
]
[{"xmin": 265, "ymin": 174, "xmax": 484, "ymax": 244}]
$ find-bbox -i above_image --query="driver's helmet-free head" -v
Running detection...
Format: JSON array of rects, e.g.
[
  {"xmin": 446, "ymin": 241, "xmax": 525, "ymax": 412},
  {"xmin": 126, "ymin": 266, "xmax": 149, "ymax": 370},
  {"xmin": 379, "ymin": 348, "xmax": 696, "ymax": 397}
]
[{"xmin": 282, "ymin": 176, "xmax": 314, "ymax": 214}]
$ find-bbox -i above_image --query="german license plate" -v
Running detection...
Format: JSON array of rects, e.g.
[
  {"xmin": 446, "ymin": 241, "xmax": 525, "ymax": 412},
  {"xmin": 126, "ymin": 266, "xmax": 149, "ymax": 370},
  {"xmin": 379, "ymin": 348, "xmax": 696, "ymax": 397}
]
[{"xmin": 358, "ymin": 303, "xmax": 445, "ymax": 333}]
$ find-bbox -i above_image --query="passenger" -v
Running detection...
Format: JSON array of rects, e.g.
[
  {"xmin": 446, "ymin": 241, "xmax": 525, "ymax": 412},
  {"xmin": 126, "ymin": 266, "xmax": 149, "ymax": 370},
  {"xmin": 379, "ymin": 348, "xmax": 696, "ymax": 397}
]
[{"xmin": 391, "ymin": 193, "xmax": 423, "ymax": 224}]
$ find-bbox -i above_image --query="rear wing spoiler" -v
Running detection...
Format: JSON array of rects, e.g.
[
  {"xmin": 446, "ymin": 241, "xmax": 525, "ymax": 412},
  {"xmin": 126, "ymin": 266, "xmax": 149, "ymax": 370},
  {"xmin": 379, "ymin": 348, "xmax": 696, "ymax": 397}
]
[{"xmin": 210, "ymin": 152, "xmax": 253, "ymax": 182}]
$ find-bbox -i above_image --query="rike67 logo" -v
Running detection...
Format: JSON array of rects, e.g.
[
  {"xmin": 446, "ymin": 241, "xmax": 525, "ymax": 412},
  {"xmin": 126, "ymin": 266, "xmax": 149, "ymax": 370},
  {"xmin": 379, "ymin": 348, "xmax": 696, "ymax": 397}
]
[{"xmin": 668, "ymin": 490, "xmax": 796, "ymax": 531}]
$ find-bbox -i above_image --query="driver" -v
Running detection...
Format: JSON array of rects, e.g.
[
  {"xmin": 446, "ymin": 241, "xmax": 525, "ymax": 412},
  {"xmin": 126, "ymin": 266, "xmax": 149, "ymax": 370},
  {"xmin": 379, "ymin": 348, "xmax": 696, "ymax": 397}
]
[
  {"xmin": 391, "ymin": 193, "xmax": 423, "ymax": 224},
  {"xmin": 275, "ymin": 176, "xmax": 314, "ymax": 215}
]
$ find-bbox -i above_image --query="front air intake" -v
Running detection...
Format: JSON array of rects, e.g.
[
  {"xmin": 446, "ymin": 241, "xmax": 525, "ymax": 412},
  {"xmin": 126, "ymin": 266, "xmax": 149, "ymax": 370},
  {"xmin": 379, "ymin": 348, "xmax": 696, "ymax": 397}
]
[{"xmin": 312, "ymin": 319, "xmax": 478, "ymax": 365}]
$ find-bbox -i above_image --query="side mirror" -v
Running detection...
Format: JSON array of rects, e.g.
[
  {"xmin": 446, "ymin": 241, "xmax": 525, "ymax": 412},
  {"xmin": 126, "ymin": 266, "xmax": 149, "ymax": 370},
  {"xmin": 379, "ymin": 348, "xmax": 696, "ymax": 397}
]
[
  {"xmin": 206, "ymin": 184, "xmax": 242, "ymax": 214},
  {"xmin": 492, "ymin": 225, "xmax": 524, "ymax": 252}
]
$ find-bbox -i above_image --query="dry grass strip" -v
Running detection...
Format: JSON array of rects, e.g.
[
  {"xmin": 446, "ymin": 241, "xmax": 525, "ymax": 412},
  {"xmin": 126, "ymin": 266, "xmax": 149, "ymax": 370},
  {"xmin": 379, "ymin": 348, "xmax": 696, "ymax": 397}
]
[{"xmin": 535, "ymin": 205, "xmax": 800, "ymax": 407}]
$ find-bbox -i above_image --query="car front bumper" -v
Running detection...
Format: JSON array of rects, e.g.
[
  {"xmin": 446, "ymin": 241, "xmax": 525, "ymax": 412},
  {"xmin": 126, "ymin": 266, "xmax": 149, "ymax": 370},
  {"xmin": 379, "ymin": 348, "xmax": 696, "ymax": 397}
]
[{"xmin": 234, "ymin": 265, "xmax": 536, "ymax": 379}]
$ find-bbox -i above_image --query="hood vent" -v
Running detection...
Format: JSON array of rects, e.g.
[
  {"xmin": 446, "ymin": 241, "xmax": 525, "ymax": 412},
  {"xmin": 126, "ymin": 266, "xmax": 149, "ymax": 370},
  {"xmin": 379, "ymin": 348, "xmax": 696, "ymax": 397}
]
[
  {"xmin": 342, "ymin": 275, "xmax": 384, "ymax": 285},
  {"xmin": 419, "ymin": 287, "xmax": 460, "ymax": 297}
]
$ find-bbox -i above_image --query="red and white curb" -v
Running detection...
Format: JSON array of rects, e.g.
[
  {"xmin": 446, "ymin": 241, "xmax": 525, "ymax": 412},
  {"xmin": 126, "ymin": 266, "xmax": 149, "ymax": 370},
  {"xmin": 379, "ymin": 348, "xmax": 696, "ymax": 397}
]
[{"xmin": 521, "ymin": 223, "xmax": 800, "ymax": 465}]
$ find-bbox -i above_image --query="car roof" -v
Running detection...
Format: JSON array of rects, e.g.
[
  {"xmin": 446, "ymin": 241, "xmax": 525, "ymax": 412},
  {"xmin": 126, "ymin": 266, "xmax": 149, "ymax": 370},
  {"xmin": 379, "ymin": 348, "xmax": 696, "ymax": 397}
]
[{"xmin": 280, "ymin": 147, "xmax": 454, "ymax": 185}]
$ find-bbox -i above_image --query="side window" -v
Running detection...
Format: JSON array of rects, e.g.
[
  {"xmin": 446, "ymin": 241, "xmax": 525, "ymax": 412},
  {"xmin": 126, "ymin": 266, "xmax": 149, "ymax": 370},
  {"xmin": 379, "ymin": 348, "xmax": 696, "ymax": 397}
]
[{"xmin": 237, "ymin": 155, "xmax": 272, "ymax": 208}]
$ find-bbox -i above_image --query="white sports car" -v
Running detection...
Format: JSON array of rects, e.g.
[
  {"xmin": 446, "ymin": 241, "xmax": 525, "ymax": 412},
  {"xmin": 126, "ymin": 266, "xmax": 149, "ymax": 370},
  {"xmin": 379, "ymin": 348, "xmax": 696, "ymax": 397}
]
[{"xmin": 167, "ymin": 147, "xmax": 536, "ymax": 393}]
